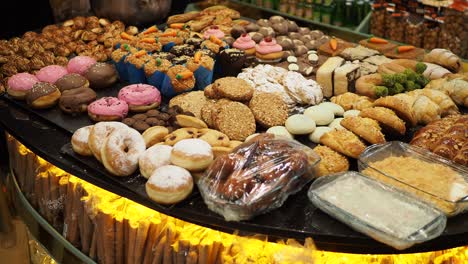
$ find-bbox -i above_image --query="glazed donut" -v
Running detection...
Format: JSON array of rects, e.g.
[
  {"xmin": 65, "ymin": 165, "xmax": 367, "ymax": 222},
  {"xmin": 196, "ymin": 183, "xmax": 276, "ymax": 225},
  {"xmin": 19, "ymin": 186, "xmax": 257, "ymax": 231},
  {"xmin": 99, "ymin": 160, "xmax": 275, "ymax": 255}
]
[
  {"xmin": 118, "ymin": 84, "xmax": 161, "ymax": 112},
  {"xmin": 139, "ymin": 145, "xmax": 173, "ymax": 179},
  {"xmin": 88, "ymin": 121, "xmax": 128, "ymax": 162},
  {"xmin": 170, "ymin": 139, "xmax": 214, "ymax": 172},
  {"xmin": 59, "ymin": 87, "xmax": 97, "ymax": 115},
  {"xmin": 145, "ymin": 165, "xmax": 193, "ymax": 204},
  {"xmin": 7, "ymin": 73, "xmax": 39, "ymax": 100},
  {"xmin": 87, "ymin": 97, "xmax": 129, "ymax": 122},
  {"xmin": 25, "ymin": 82, "xmax": 61, "ymax": 109},
  {"xmin": 71, "ymin": 125, "xmax": 93, "ymax": 156},
  {"xmin": 101, "ymin": 127, "xmax": 145, "ymax": 176}
]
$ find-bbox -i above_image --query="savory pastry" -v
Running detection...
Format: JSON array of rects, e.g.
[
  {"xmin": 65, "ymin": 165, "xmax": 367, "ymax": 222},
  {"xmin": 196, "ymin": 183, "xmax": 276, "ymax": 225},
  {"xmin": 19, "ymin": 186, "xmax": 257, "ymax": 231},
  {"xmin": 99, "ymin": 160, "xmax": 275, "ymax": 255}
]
[
  {"xmin": 7, "ymin": 72, "xmax": 39, "ymax": 99},
  {"xmin": 359, "ymin": 107, "xmax": 406, "ymax": 136},
  {"xmin": 25, "ymin": 82, "xmax": 61, "ymax": 109},
  {"xmin": 320, "ymin": 129, "xmax": 366, "ymax": 158},
  {"xmin": 407, "ymin": 89, "xmax": 459, "ymax": 117},
  {"xmin": 59, "ymin": 87, "xmax": 97, "ymax": 115},
  {"xmin": 139, "ymin": 145, "xmax": 173, "ymax": 179},
  {"xmin": 101, "ymin": 126, "xmax": 145, "ymax": 176},
  {"xmin": 84, "ymin": 62, "xmax": 118, "ymax": 89},
  {"xmin": 55, "ymin": 73, "xmax": 89, "ymax": 92},
  {"xmin": 341, "ymin": 116, "xmax": 386, "ymax": 144},
  {"xmin": 373, "ymin": 96, "xmax": 417, "ymax": 127},
  {"xmin": 146, "ymin": 165, "xmax": 194, "ymax": 205},
  {"xmin": 331, "ymin": 92, "xmax": 374, "ymax": 111},
  {"xmin": 118, "ymin": 84, "xmax": 161, "ymax": 112},
  {"xmin": 67, "ymin": 55, "xmax": 97, "ymax": 75},
  {"xmin": 316, "ymin": 57, "xmax": 345, "ymax": 98},
  {"xmin": 313, "ymin": 145, "xmax": 349, "ymax": 177},
  {"xmin": 170, "ymin": 138, "xmax": 214, "ymax": 172},
  {"xmin": 424, "ymin": 48, "xmax": 461, "ymax": 73},
  {"xmin": 87, "ymin": 97, "xmax": 129, "ymax": 122},
  {"xmin": 71, "ymin": 125, "xmax": 93, "ymax": 156}
]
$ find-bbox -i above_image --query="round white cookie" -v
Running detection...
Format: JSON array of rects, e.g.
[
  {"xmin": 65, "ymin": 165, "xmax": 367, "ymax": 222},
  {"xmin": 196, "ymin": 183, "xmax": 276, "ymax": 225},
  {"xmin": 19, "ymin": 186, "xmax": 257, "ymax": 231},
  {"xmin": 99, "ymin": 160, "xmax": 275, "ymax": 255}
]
[
  {"xmin": 318, "ymin": 102, "xmax": 344, "ymax": 116},
  {"xmin": 309, "ymin": 127, "xmax": 332, "ymax": 143},
  {"xmin": 343, "ymin": 109, "xmax": 361, "ymax": 117},
  {"xmin": 266, "ymin": 126, "xmax": 294, "ymax": 139},
  {"xmin": 285, "ymin": 114, "xmax": 316, "ymax": 135},
  {"xmin": 304, "ymin": 106, "xmax": 334, "ymax": 125}
]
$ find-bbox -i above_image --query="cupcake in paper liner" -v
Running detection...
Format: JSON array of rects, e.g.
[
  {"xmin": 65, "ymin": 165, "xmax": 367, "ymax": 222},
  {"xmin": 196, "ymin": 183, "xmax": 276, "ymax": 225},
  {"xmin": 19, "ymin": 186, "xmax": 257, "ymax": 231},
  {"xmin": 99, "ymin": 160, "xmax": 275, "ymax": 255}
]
[
  {"xmin": 111, "ymin": 44, "xmax": 137, "ymax": 81},
  {"xmin": 217, "ymin": 48, "xmax": 247, "ymax": 77},
  {"xmin": 186, "ymin": 51, "xmax": 215, "ymax": 90},
  {"xmin": 124, "ymin": 50, "xmax": 152, "ymax": 84},
  {"xmin": 201, "ymin": 35, "xmax": 229, "ymax": 54},
  {"xmin": 161, "ymin": 65, "xmax": 195, "ymax": 98},
  {"xmin": 144, "ymin": 57, "xmax": 172, "ymax": 89},
  {"xmin": 157, "ymin": 29, "xmax": 186, "ymax": 52}
]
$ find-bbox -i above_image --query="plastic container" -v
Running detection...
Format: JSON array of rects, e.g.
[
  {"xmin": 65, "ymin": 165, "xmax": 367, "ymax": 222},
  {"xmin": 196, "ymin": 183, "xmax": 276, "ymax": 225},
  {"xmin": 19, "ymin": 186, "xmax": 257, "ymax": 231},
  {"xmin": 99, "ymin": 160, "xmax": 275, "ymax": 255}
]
[
  {"xmin": 308, "ymin": 171, "xmax": 447, "ymax": 250},
  {"xmin": 358, "ymin": 141, "xmax": 468, "ymax": 217}
]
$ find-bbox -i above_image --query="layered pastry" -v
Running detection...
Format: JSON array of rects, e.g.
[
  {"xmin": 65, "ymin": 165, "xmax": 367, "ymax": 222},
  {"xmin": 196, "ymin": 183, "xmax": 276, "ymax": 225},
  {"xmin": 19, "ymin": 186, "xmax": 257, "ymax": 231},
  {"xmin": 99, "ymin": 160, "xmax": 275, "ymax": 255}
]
[
  {"xmin": 233, "ymin": 33, "xmax": 256, "ymax": 57},
  {"xmin": 316, "ymin": 57, "xmax": 345, "ymax": 98},
  {"xmin": 359, "ymin": 37, "xmax": 397, "ymax": 53},
  {"xmin": 333, "ymin": 63, "xmax": 361, "ymax": 96},
  {"xmin": 255, "ymin": 37, "xmax": 283, "ymax": 63},
  {"xmin": 340, "ymin": 45, "xmax": 379, "ymax": 61}
]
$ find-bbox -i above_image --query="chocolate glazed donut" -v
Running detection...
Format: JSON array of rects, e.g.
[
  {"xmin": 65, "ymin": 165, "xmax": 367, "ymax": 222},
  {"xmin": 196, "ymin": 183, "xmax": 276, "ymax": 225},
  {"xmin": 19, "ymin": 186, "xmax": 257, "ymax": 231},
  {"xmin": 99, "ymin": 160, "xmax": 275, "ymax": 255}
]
[{"xmin": 59, "ymin": 87, "xmax": 97, "ymax": 115}]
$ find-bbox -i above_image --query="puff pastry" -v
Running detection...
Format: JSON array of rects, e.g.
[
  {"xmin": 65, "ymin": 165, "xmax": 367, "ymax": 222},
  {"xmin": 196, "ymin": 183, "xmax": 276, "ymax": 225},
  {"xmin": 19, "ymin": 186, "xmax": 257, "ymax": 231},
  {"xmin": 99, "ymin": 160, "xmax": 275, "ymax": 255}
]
[
  {"xmin": 412, "ymin": 95, "xmax": 441, "ymax": 125},
  {"xmin": 359, "ymin": 107, "xmax": 406, "ymax": 136},
  {"xmin": 313, "ymin": 145, "xmax": 349, "ymax": 177},
  {"xmin": 320, "ymin": 129, "xmax": 366, "ymax": 159},
  {"xmin": 341, "ymin": 116, "xmax": 386, "ymax": 144},
  {"xmin": 374, "ymin": 96, "xmax": 417, "ymax": 127},
  {"xmin": 330, "ymin": 92, "xmax": 374, "ymax": 111},
  {"xmin": 407, "ymin": 89, "xmax": 459, "ymax": 116}
]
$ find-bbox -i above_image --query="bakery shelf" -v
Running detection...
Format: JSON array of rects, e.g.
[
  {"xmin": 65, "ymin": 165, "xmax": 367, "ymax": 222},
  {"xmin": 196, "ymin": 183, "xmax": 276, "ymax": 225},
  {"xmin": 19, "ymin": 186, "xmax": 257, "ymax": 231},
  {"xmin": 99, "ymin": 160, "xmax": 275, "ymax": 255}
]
[{"xmin": 1, "ymin": 94, "xmax": 468, "ymax": 255}]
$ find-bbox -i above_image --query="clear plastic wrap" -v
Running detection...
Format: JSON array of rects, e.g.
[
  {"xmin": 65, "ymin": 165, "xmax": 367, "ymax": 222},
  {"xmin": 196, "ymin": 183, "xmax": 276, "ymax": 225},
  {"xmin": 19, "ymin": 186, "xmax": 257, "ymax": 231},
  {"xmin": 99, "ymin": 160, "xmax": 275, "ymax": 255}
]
[
  {"xmin": 198, "ymin": 133, "xmax": 321, "ymax": 221},
  {"xmin": 308, "ymin": 171, "xmax": 447, "ymax": 250}
]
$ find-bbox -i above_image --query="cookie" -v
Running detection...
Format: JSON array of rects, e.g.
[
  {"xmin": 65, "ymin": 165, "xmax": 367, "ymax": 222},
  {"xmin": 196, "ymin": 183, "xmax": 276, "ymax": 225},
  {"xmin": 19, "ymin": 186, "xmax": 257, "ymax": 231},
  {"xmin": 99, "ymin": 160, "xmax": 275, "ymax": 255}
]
[
  {"xmin": 210, "ymin": 99, "xmax": 233, "ymax": 129},
  {"xmin": 204, "ymin": 84, "xmax": 219, "ymax": 99},
  {"xmin": 164, "ymin": 128, "xmax": 198, "ymax": 146},
  {"xmin": 211, "ymin": 146, "xmax": 233, "ymax": 159},
  {"xmin": 142, "ymin": 126, "xmax": 169, "ymax": 147},
  {"xmin": 133, "ymin": 120, "xmax": 150, "ymax": 132},
  {"xmin": 201, "ymin": 100, "xmax": 217, "ymax": 128},
  {"xmin": 249, "ymin": 92, "xmax": 288, "ymax": 128},
  {"xmin": 228, "ymin": 140, "xmax": 243, "ymax": 149},
  {"xmin": 169, "ymin": 91, "xmax": 208, "ymax": 119},
  {"xmin": 213, "ymin": 77, "xmax": 254, "ymax": 101},
  {"xmin": 176, "ymin": 115, "xmax": 208, "ymax": 129},
  {"xmin": 197, "ymin": 128, "xmax": 230, "ymax": 147},
  {"xmin": 214, "ymin": 101, "xmax": 256, "ymax": 141}
]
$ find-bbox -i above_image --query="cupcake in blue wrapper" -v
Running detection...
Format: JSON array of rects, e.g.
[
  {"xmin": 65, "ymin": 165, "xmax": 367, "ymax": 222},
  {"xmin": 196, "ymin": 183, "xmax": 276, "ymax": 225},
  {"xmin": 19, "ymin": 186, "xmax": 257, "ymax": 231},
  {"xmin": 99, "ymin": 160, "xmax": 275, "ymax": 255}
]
[
  {"xmin": 201, "ymin": 35, "xmax": 229, "ymax": 55},
  {"xmin": 186, "ymin": 51, "xmax": 215, "ymax": 90},
  {"xmin": 161, "ymin": 65, "xmax": 195, "ymax": 99},
  {"xmin": 124, "ymin": 50, "xmax": 152, "ymax": 84},
  {"xmin": 144, "ymin": 57, "xmax": 172, "ymax": 89},
  {"xmin": 110, "ymin": 44, "xmax": 137, "ymax": 81}
]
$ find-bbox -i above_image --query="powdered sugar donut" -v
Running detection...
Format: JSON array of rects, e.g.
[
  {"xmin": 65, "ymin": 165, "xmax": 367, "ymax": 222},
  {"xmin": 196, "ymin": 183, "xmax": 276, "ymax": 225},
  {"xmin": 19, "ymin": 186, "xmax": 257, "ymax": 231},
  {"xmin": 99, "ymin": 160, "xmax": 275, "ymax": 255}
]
[
  {"xmin": 145, "ymin": 165, "xmax": 193, "ymax": 204},
  {"xmin": 71, "ymin": 125, "xmax": 93, "ymax": 156},
  {"xmin": 36, "ymin": 65, "xmax": 68, "ymax": 84},
  {"xmin": 88, "ymin": 121, "xmax": 128, "ymax": 162},
  {"xmin": 118, "ymin": 84, "xmax": 161, "ymax": 112},
  {"xmin": 67, "ymin": 56, "xmax": 97, "ymax": 75},
  {"xmin": 7, "ymin": 73, "xmax": 39, "ymax": 99},
  {"xmin": 101, "ymin": 126, "xmax": 145, "ymax": 176},
  {"xmin": 170, "ymin": 139, "xmax": 214, "ymax": 172},
  {"xmin": 139, "ymin": 145, "xmax": 173, "ymax": 179}
]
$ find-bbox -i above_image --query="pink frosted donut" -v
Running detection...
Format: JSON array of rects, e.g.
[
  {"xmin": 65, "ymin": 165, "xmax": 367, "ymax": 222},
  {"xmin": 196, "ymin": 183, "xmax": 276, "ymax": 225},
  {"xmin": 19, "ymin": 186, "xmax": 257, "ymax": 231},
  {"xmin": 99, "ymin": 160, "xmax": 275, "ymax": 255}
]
[
  {"xmin": 7, "ymin": 73, "xmax": 39, "ymax": 99},
  {"xmin": 67, "ymin": 56, "xmax": 97, "ymax": 75},
  {"xmin": 36, "ymin": 65, "xmax": 68, "ymax": 84},
  {"xmin": 87, "ymin": 97, "xmax": 129, "ymax": 122},
  {"xmin": 118, "ymin": 83, "xmax": 161, "ymax": 112}
]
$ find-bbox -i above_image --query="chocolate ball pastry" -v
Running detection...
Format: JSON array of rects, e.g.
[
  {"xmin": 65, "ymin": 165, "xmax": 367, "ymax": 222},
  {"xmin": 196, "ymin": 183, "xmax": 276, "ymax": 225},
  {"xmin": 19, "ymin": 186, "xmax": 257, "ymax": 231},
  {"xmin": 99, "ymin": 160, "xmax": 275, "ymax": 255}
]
[
  {"xmin": 305, "ymin": 40, "xmax": 319, "ymax": 50},
  {"xmin": 59, "ymin": 87, "xmax": 97, "ymax": 115},
  {"xmin": 257, "ymin": 19, "xmax": 270, "ymax": 27},
  {"xmin": 293, "ymin": 39, "xmax": 304, "ymax": 46},
  {"xmin": 287, "ymin": 20, "xmax": 299, "ymax": 32},
  {"xmin": 310, "ymin": 30, "xmax": 324, "ymax": 40},
  {"xmin": 170, "ymin": 44, "xmax": 194, "ymax": 57},
  {"xmin": 219, "ymin": 48, "xmax": 246, "ymax": 77},
  {"xmin": 245, "ymin": 23, "xmax": 259, "ymax": 32},
  {"xmin": 294, "ymin": 45, "xmax": 308, "ymax": 56},
  {"xmin": 278, "ymin": 38, "xmax": 294, "ymax": 50},
  {"xmin": 84, "ymin": 62, "xmax": 118, "ymax": 89},
  {"xmin": 282, "ymin": 50, "xmax": 294, "ymax": 59},
  {"xmin": 185, "ymin": 37, "xmax": 203, "ymax": 49},
  {"xmin": 298, "ymin": 27, "xmax": 311, "ymax": 35},
  {"xmin": 272, "ymin": 23, "xmax": 289, "ymax": 35},
  {"xmin": 26, "ymin": 82, "xmax": 61, "ymax": 109},
  {"xmin": 288, "ymin": 32, "xmax": 301, "ymax": 39},
  {"xmin": 230, "ymin": 25, "xmax": 246, "ymax": 39},
  {"xmin": 249, "ymin": 32, "xmax": 264, "ymax": 43},
  {"xmin": 224, "ymin": 36, "xmax": 235, "ymax": 47},
  {"xmin": 55, "ymin": 73, "xmax": 89, "ymax": 92},
  {"xmin": 258, "ymin": 27, "xmax": 275, "ymax": 38},
  {"xmin": 269, "ymin": 16, "xmax": 286, "ymax": 24},
  {"xmin": 300, "ymin": 35, "xmax": 313, "ymax": 43}
]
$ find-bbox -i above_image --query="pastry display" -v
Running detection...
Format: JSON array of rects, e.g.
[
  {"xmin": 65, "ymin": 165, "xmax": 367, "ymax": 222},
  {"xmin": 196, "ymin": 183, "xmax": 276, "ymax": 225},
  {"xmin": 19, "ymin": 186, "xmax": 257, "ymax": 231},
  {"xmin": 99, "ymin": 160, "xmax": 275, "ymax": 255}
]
[
  {"xmin": 320, "ymin": 129, "xmax": 366, "ymax": 158},
  {"xmin": 340, "ymin": 116, "xmax": 386, "ymax": 144}
]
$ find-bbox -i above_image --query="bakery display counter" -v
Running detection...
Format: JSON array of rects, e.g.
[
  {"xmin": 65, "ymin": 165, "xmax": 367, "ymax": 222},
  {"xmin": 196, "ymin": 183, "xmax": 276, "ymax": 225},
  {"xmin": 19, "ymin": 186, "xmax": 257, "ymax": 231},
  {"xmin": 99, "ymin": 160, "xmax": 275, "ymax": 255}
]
[{"xmin": 1, "ymin": 92, "xmax": 468, "ymax": 262}]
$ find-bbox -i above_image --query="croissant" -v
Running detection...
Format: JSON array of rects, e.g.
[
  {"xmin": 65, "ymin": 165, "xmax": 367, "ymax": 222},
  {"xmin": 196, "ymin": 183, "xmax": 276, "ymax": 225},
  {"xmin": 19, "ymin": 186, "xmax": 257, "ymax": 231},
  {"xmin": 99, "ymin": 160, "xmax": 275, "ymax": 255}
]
[
  {"xmin": 412, "ymin": 95, "xmax": 441, "ymax": 125},
  {"xmin": 330, "ymin": 92, "xmax": 374, "ymax": 111},
  {"xmin": 407, "ymin": 89, "xmax": 459, "ymax": 116},
  {"xmin": 424, "ymin": 48, "xmax": 461, "ymax": 73},
  {"xmin": 425, "ymin": 74, "xmax": 468, "ymax": 107}
]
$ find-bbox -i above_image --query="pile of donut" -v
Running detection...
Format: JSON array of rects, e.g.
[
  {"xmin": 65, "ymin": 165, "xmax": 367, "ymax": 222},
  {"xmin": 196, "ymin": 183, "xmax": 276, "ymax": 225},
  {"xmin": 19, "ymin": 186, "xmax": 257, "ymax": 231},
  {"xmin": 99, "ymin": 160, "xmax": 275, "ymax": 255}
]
[{"xmin": 71, "ymin": 121, "xmax": 218, "ymax": 204}]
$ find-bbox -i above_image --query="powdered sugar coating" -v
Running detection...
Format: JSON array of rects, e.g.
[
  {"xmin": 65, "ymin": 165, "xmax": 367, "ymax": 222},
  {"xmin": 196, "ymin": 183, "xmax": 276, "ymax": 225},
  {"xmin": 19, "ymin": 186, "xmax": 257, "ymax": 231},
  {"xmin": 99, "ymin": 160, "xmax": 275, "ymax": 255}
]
[
  {"xmin": 8, "ymin": 73, "xmax": 39, "ymax": 91},
  {"xmin": 72, "ymin": 125, "xmax": 93, "ymax": 144},
  {"xmin": 147, "ymin": 165, "xmax": 192, "ymax": 189},
  {"xmin": 283, "ymin": 71, "xmax": 323, "ymax": 105},
  {"xmin": 89, "ymin": 121, "xmax": 128, "ymax": 160},
  {"xmin": 139, "ymin": 145, "xmax": 173, "ymax": 179},
  {"xmin": 173, "ymin": 139, "xmax": 213, "ymax": 157},
  {"xmin": 36, "ymin": 65, "xmax": 68, "ymax": 84},
  {"xmin": 67, "ymin": 56, "xmax": 97, "ymax": 75}
]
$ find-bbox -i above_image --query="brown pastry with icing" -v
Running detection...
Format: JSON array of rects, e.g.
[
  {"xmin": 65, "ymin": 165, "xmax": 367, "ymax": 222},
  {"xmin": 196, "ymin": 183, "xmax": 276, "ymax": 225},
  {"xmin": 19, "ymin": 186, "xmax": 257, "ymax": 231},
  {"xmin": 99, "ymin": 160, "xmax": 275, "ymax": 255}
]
[
  {"xmin": 59, "ymin": 87, "xmax": 97, "ymax": 115},
  {"xmin": 26, "ymin": 82, "xmax": 61, "ymax": 109},
  {"xmin": 55, "ymin": 73, "xmax": 89, "ymax": 92},
  {"xmin": 359, "ymin": 107, "xmax": 406, "ymax": 136},
  {"xmin": 320, "ymin": 129, "xmax": 366, "ymax": 159},
  {"xmin": 83, "ymin": 62, "xmax": 118, "ymax": 89},
  {"xmin": 341, "ymin": 116, "xmax": 386, "ymax": 144}
]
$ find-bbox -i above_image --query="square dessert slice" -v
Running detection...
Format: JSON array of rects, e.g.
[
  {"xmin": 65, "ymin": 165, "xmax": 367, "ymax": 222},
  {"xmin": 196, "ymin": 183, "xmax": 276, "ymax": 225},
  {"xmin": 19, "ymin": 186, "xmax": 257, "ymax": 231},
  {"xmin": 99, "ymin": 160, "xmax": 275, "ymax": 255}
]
[
  {"xmin": 316, "ymin": 57, "xmax": 345, "ymax": 98},
  {"xmin": 334, "ymin": 63, "xmax": 361, "ymax": 95},
  {"xmin": 318, "ymin": 38, "xmax": 356, "ymax": 57}
]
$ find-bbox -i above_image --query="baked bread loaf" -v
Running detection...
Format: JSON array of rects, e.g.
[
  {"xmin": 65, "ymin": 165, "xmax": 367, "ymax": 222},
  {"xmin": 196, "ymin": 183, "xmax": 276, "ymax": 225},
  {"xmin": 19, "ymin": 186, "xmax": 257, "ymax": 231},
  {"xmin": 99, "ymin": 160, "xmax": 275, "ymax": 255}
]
[
  {"xmin": 341, "ymin": 116, "xmax": 386, "ymax": 144},
  {"xmin": 320, "ymin": 129, "xmax": 366, "ymax": 158}
]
